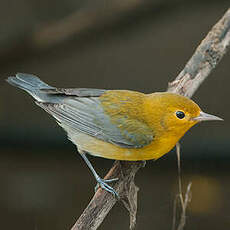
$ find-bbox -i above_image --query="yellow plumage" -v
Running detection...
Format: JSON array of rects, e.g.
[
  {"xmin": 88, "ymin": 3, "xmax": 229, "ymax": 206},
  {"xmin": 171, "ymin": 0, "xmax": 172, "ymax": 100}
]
[{"xmin": 71, "ymin": 91, "xmax": 201, "ymax": 160}]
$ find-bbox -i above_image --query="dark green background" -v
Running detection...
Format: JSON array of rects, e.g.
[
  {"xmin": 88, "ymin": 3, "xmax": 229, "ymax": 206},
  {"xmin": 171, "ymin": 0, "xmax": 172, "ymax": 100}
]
[{"xmin": 0, "ymin": 0, "xmax": 229, "ymax": 229}]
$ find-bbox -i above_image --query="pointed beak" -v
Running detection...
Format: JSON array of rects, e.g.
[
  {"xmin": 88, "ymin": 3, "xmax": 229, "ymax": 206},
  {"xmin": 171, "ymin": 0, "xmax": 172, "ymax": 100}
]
[{"xmin": 193, "ymin": 111, "xmax": 223, "ymax": 122}]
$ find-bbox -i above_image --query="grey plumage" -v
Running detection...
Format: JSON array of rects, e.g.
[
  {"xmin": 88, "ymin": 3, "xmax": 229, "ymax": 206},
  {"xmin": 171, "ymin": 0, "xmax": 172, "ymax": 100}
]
[
  {"xmin": 7, "ymin": 73, "xmax": 57, "ymax": 103},
  {"xmin": 7, "ymin": 73, "xmax": 53, "ymax": 91},
  {"xmin": 7, "ymin": 73, "xmax": 133, "ymax": 196},
  {"xmin": 6, "ymin": 73, "xmax": 105, "ymax": 103},
  {"xmin": 7, "ymin": 73, "xmax": 152, "ymax": 149}
]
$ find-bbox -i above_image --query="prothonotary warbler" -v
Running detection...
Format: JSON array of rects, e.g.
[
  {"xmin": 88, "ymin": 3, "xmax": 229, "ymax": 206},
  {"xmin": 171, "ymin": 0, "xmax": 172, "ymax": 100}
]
[{"xmin": 6, "ymin": 73, "xmax": 223, "ymax": 196}]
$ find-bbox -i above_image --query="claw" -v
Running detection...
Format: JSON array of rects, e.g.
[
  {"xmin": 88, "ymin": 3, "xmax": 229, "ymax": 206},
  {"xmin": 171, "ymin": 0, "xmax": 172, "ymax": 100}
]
[
  {"xmin": 78, "ymin": 153, "xmax": 119, "ymax": 197},
  {"xmin": 95, "ymin": 177, "xmax": 119, "ymax": 197},
  {"xmin": 94, "ymin": 178, "xmax": 118, "ymax": 192}
]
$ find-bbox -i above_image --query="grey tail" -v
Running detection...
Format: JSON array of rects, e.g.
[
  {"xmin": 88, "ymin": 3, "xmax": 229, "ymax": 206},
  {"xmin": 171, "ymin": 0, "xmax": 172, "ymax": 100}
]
[
  {"xmin": 6, "ymin": 73, "xmax": 54, "ymax": 102},
  {"xmin": 6, "ymin": 73, "xmax": 53, "ymax": 92}
]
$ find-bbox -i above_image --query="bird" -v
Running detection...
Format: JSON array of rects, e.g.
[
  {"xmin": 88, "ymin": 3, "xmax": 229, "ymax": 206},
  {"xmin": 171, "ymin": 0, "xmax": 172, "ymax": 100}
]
[{"xmin": 6, "ymin": 73, "xmax": 223, "ymax": 196}]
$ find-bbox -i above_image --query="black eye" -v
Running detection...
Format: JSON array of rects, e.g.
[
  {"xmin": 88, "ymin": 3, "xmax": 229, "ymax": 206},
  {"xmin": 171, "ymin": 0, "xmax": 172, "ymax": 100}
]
[{"xmin": 176, "ymin": 111, "xmax": 185, "ymax": 119}]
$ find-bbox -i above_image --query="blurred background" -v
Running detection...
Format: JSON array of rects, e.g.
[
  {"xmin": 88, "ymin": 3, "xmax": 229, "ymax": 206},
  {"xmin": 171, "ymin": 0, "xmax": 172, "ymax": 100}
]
[{"xmin": 0, "ymin": 0, "xmax": 230, "ymax": 229}]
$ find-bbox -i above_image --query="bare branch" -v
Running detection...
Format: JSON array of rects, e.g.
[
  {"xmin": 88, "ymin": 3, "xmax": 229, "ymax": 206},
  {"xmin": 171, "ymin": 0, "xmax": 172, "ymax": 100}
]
[
  {"xmin": 71, "ymin": 8, "xmax": 230, "ymax": 230},
  {"xmin": 172, "ymin": 143, "xmax": 192, "ymax": 230},
  {"xmin": 168, "ymin": 8, "xmax": 230, "ymax": 97},
  {"xmin": 71, "ymin": 161, "xmax": 144, "ymax": 230},
  {"xmin": 176, "ymin": 182, "xmax": 192, "ymax": 230}
]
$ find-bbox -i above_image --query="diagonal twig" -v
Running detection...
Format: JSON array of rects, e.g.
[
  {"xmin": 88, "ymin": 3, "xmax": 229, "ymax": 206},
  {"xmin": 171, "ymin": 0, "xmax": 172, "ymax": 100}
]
[
  {"xmin": 172, "ymin": 143, "xmax": 192, "ymax": 230},
  {"xmin": 71, "ymin": 8, "xmax": 230, "ymax": 230},
  {"xmin": 168, "ymin": 8, "xmax": 230, "ymax": 98}
]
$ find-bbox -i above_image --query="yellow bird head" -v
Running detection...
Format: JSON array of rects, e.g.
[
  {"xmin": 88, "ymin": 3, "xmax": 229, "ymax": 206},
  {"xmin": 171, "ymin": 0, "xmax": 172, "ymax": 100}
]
[{"xmin": 145, "ymin": 92, "xmax": 223, "ymax": 140}]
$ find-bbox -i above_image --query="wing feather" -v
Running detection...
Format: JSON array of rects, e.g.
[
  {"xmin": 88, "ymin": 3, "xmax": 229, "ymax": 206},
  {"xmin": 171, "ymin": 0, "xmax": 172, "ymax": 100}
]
[{"xmin": 36, "ymin": 95, "xmax": 154, "ymax": 148}]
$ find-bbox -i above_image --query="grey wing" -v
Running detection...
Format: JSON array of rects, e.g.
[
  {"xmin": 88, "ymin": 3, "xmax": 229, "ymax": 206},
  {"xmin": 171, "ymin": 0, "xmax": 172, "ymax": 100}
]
[
  {"xmin": 7, "ymin": 73, "xmax": 153, "ymax": 148},
  {"xmin": 40, "ymin": 87, "xmax": 106, "ymax": 97},
  {"xmin": 36, "ymin": 97, "xmax": 153, "ymax": 148},
  {"xmin": 7, "ymin": 73, "xmax": 106, "ymax": 102}
]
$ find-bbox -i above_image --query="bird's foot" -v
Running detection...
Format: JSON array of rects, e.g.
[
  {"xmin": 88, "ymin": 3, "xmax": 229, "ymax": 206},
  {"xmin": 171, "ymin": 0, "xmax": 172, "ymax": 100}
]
[{"xmin": 95, "ymin": 176, "xmax": 119, "ymax": 197}]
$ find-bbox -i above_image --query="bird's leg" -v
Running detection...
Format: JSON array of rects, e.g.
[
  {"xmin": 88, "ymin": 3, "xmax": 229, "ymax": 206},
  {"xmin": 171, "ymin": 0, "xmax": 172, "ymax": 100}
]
[{"xmin": 79, "ymin": 150, "xmax": 119, "ymax": 197}]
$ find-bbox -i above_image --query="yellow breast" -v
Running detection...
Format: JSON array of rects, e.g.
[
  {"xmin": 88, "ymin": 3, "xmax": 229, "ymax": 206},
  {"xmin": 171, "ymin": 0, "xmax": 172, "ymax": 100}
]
[{"xmin": 71, "ymin": 131, "xmax": 179, "ymax": 161}]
